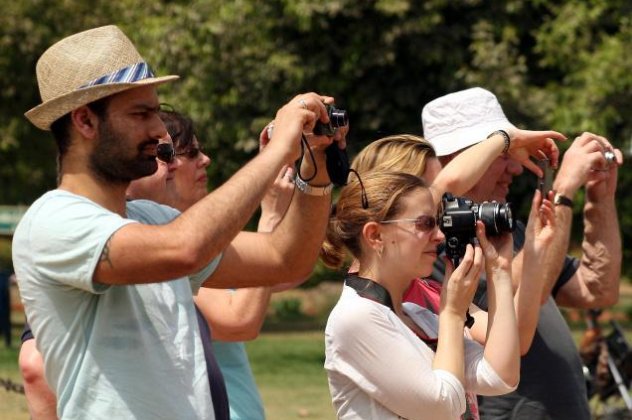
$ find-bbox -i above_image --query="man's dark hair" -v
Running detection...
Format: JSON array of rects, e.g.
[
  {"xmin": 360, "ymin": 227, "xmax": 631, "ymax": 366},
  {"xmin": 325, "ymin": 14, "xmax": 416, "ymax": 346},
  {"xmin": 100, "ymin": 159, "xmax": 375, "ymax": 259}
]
[
  {"xmin": 159, "ymin": 108, "xmax": 196, "ymax": 151},
  {"xmin": 49, "ymin": 96, "xmax": 111, "ymax": 179}
]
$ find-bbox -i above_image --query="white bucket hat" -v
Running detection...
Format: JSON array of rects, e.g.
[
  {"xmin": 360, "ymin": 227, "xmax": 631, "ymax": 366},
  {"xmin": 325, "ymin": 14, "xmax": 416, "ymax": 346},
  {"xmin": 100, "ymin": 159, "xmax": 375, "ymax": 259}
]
[
  {"xmin": 421, "ymin": 87, "xmax": 516, "ymax": 156},
  {"xmin": 25, "ymin": 25, "xmax": 179, "ymax": 130}
]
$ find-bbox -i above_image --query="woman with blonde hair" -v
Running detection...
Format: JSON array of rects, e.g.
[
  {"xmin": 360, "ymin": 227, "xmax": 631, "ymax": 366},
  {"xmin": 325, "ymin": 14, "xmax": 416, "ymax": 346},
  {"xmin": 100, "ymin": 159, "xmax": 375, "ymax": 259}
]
[{"xmin": 322, "ymin": 129, "xmax": 561, "ymax": 419}]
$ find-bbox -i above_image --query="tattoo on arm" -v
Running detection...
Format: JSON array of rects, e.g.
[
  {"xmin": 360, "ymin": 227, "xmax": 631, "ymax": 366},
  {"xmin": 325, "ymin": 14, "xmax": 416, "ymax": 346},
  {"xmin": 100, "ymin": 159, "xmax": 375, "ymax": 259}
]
[{"xmin": 100, "ymin": 236, "xmax": 114, "ymax": 269}]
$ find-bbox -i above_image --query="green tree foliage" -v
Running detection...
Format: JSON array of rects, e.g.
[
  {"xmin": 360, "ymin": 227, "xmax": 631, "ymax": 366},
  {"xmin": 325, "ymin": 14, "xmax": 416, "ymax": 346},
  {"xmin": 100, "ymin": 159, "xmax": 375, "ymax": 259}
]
[{"xmin": 1, "ymin": 0, "xmax": 630, "ymax": 275}]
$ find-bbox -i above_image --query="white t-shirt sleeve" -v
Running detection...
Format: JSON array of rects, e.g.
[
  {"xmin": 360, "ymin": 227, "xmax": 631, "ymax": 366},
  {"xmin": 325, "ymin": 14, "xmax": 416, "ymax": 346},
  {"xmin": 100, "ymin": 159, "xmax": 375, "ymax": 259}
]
[
  {"xmin": 404, "ymin": 301, "xmax": 517, "ymax": 396},
  {"xmin": 464, "ymin": 340, "xmax": 517, "ymax": 396},
  {"xmin": 27, "ymin": 193, "xmax": 136, "ymax": 293},
  {"xmin": 189, "ymin": 254, "xmax": 222, "ymax": 295}
]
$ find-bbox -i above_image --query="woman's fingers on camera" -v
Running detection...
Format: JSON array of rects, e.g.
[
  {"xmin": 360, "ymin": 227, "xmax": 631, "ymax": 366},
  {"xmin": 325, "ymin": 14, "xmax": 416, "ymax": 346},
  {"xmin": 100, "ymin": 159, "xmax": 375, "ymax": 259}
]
[{"xmin": 475, "ymin": 222, "xmax": 497, "ymax": 260}]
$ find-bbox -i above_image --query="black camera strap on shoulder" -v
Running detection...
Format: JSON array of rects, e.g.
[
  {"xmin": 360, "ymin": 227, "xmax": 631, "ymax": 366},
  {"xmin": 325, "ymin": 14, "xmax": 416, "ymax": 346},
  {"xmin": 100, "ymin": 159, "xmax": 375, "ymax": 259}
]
[
  {"xmin": 344, "ymin": 275, "xmax": 393, "ymax": 311},
  {"xmin": 344, "ymin": 275, "xmax": 440, "ymax": 349},
  {"xmin": 345, "ymin": 274, "xmax": 474, "ymax": 331}
]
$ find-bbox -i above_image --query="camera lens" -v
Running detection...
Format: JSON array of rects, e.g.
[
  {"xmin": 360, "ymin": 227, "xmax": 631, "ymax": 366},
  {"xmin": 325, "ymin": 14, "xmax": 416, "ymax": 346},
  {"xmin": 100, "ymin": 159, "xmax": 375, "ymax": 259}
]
[
  {"xmin": 476, "ymin": 202, "xmax": 514, "ymax": 235},
  {"xmin": 328, "ymin": 107, "xmax": 348, "ymax": 128},
  {"xmin": 604, "ymin": 150, "xmax": 615, "ymax": 165}
]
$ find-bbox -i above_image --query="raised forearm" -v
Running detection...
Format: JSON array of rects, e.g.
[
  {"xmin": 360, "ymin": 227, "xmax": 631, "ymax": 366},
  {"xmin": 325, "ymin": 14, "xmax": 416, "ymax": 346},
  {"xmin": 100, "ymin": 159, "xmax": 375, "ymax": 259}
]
[
  {"xmin": 484, "ymin": 269, "xmax": 520, "ymax": 385},
  {"xmin": 514, "ymin": 260, "xmax": 548, "ymax": 354},
  {"xmin": 576, "ymin": 197, "xmax": 621, "ymax": 306},
  {"xmin": 196, "ymin": 287, "xmax": 272, "ymax": 341},
  {"xmin": 94, "ymin": 146, "xmax": 290, "ymax": 285},
  {"xmin": 539, "ymin": 204, "xmax": 573, "ymax": 300},
  {"xmin": 432, "ymin": 134, "xmax": 505, "ymax": 202},
  {"xmin": 434, "ymin": 312, "xmax": 466, "ymax": 384},
  {"xmin": 179, "ymin": 147, "xmax": 290, "ymax": 268},
  {"xmin": 204, "ymin": 152, "xmax": 332, "ymax": 288}
]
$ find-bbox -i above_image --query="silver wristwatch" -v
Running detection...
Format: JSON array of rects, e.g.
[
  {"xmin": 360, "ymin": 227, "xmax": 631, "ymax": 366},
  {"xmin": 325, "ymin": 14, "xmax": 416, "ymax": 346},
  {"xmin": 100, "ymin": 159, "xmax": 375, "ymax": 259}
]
[{"xmin": 294, "ymin": 175, "xmax": 333, "ymax": 196}]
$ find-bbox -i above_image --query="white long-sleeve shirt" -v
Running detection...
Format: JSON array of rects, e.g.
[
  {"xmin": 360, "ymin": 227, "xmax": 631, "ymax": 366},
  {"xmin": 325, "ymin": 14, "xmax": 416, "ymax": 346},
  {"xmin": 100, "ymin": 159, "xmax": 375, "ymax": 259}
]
[{"xmin": 324, "ymin": 285, "xmax": 516, "ymax": 420}]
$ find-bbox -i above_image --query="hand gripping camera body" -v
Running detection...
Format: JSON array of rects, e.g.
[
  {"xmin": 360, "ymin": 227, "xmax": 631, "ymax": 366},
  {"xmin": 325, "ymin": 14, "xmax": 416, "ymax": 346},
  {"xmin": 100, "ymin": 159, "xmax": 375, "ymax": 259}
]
[{"xmin": 440, "ymin": 193, "xmax": 515, "ymax": 267}]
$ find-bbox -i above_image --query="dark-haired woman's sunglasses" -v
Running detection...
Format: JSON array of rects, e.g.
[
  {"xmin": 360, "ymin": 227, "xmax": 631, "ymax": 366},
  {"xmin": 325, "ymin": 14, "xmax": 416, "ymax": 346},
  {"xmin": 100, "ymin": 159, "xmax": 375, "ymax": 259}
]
[
  {"xmin": 379, "ymin": 214, "xmax": 440, "ymax": 233},
  {"xmin": 176, "ymin": 146, "xmax": 204, "ymax": 160},
  {"xmin": 156, "ymin": 143, "xmax": 175, "ymax": 164}
]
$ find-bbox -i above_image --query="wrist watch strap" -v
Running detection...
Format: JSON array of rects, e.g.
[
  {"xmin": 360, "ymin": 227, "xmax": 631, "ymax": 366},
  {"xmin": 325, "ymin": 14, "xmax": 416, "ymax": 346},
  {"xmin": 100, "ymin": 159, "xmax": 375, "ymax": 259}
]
[
  {"xmin": 553, "ymin": 192, "xmax": 574, "ymax": 208},
  {"xmin": 295, "ymin": 175, "xmax": 333, "ymax": 196}
]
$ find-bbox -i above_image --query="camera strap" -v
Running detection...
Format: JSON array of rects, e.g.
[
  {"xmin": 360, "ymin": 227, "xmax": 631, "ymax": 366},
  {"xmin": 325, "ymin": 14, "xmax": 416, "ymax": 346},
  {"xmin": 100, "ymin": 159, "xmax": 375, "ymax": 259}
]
[
  {"xmin": 344, "ymin": 275, "xmax": 393, "ymax": 310},
  {"xmin": 344, "ymin": 275, "xmax": 438, "ymax": 349}
]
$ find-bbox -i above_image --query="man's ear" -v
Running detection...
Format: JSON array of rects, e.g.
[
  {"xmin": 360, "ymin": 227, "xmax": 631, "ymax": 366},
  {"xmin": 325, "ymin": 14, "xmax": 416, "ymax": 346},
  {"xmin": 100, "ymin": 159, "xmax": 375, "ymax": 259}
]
[
  {"xmin": 362, "ymin": 221, "xmax": 384, "ymax": 251},
  {"xmin": 70, "ymin": 106, "xmax": 99, "ymax": 139}
]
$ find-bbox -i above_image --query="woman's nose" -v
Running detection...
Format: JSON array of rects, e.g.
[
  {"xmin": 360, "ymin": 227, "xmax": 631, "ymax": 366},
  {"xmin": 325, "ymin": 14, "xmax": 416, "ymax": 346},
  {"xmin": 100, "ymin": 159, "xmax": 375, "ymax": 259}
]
[{"xmin": 199, "ymin": 152, "xmax": 211, "ymax": 168}]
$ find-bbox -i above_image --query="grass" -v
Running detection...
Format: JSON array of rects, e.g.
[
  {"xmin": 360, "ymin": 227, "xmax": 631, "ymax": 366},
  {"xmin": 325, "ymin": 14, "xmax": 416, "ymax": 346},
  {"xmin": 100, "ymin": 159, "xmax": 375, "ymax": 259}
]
[
  {"xmin": 248, "ymin": 331, "xmax": 334, "ymax": 419},
  {"xmin": 0, "ymin": 329, "xmax": 334, "ymax": 420},
  {"xmin": 1, "ymin": 279, "xmax": 631, "ymax": 419}
]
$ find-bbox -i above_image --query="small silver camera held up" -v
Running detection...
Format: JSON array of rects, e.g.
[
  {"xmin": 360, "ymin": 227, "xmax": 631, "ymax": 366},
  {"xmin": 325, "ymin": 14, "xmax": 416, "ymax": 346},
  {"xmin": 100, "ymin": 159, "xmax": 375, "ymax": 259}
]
[{"xmin": 604, "ymin": 150, "xmax": 616, "ymax": 166}]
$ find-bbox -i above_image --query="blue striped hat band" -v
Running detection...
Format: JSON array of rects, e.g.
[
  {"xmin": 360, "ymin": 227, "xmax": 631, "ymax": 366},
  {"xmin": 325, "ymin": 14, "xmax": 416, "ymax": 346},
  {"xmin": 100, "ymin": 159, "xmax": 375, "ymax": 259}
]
[{"xmin": 79, "ymin": 61, "xmax": 154, "ymax": 89}]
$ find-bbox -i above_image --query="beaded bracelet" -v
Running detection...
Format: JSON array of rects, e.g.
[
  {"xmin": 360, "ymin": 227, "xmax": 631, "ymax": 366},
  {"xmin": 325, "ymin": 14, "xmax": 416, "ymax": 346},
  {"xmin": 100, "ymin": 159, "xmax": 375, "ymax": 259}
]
[{"xmin": 487, "ymin": 129, "xmax": 511, "ymax": 154}]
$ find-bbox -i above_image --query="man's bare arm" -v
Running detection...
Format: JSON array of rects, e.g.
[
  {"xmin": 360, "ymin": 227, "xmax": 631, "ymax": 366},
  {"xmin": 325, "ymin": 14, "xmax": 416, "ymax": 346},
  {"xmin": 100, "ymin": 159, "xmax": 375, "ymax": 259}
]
[
  {"xmin": 93, "ymin": 93, "xmax": 333, "ymax": 286},
  {"xmin": 554, "ymin": 134, "xmax": 623, "ymax": 308}
]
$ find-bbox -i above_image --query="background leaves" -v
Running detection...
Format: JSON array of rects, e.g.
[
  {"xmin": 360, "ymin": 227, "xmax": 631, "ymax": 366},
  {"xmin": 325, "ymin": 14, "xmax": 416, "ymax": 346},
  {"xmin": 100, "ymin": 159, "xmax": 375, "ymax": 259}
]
[{"xmin": 1, "ymin": 0, "xmax": 630, "ymax": 276}]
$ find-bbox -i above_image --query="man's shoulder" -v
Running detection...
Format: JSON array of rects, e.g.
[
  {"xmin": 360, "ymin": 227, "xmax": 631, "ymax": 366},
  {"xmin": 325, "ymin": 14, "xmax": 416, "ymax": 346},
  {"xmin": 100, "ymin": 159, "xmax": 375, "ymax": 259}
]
[
  {"xmin": 15, "ymin": 190, "xmax": 111, "ymax": 234},
  {"xmin": 126, "ymin": 199, "xmax": 180, "ymax": 224}
]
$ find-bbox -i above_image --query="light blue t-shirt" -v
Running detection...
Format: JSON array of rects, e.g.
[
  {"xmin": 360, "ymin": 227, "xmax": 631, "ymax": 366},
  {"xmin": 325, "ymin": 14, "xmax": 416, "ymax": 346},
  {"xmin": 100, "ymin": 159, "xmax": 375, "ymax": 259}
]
[
  {"xmin": 12, "ymin": 190, "xmax": 221, "ymax": 420},
  {"xmin": 213, "ymin": 340, "xmax": 265, "ymax": 420}
]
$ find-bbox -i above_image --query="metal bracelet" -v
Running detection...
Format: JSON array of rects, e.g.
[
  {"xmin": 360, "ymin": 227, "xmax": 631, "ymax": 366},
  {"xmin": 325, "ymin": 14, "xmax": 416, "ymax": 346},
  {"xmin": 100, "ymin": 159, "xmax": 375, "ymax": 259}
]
[{"xmin": 294, "ymin": 175, "xmax": 333, "ymax": 196}]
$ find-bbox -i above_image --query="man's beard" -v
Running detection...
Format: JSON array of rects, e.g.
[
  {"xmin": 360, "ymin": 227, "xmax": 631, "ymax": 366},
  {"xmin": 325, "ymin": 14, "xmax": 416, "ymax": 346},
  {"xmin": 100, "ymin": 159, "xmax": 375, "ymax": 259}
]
[{"xmin": 89, "ymin": 119, "xmax": 158, "ymax": 184}]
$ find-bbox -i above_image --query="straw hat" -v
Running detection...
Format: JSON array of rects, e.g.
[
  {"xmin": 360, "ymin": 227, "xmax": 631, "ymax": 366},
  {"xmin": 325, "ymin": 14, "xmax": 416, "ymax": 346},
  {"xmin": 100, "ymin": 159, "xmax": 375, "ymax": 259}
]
[
  {"xmin": 421, "ymin": 87, "xmax": 516, "ymax": 156},
  {"xmin": 25, "ymin": 25, "xmax": 179, "ymax": 130}
]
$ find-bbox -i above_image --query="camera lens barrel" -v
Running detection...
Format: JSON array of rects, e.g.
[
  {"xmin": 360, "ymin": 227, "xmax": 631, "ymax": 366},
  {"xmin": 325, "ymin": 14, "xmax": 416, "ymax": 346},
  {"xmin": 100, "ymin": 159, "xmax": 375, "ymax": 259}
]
[
  {"xmin": 604, "ymin": 150, "xmax": 615, "ymax": 165},
  {"xmin": 313, "ymin": 105, "xmax": 348, "ymax": 136},
  {"xmin": 440, "ymin": 193, "xmax": 515, "ymax": 266},
  {"xmin": 475, "ymin": 202, "xmax": 514, "ymax": 235}
]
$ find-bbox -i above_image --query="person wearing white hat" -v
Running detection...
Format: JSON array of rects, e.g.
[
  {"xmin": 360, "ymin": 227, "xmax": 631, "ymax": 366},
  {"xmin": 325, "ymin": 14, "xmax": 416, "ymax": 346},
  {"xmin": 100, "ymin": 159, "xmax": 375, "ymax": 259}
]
[
  {"xmin": 13, "ymin": 25, "xmax": 344, "ymax": 419},
  {"xmin": 422, "ymin": 87, "xmax": 622, "ymax": 419}
]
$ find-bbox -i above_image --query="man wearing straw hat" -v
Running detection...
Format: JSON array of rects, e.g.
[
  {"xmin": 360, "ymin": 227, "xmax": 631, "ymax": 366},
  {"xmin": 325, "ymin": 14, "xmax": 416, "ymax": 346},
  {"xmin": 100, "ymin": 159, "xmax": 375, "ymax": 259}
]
[{"xmin": 13, "ymin": 25, "xmax": 343, "ymax": 419}]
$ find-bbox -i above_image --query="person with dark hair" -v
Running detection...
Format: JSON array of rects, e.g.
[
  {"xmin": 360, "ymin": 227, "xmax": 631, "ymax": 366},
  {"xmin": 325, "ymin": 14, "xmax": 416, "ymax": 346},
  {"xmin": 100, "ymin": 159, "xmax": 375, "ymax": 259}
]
[
  {"xmin": 14, "ymin": 25, "xmax": 343, "ymax": 419},
  {"xmin": 159, "ymin": 109, "xmax": 300, "ymax": 420}
]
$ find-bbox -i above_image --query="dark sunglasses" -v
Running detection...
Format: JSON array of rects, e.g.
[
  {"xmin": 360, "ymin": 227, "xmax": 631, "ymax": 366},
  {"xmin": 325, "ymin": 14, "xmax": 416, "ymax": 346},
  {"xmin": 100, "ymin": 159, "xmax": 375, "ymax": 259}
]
[
  {"xmin": 379, "ymin": 214, "xmax": 440, "ymax": 233},
  {"xmin": 156, "ymin": 143, "xmax": 175, "ymax": 164},
  {"xmin": 176, "ymin": 146, "xmax": 204, "ymax": 160}
]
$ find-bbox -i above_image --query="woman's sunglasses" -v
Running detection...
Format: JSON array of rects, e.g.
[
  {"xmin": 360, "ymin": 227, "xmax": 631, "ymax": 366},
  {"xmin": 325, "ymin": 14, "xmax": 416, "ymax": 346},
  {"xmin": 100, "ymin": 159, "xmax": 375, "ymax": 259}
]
[
  {"xmin": 379, "ymin": 214, "xmax": 440, "ymax": 233},
  {"xmin": 156, "ymin": 143, "xmax": 175, "ymax": 164},
  {"xmin": 176, "ymin": 146, "xmax": 204, "ymax": 160}
]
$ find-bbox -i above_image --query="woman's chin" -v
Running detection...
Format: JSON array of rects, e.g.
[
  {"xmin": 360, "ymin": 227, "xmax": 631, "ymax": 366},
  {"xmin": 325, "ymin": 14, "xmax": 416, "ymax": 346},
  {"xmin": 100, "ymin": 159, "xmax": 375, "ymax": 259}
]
[{"xmin": 416, "ymin": 265, "xmax": 433, "ymax": 279}]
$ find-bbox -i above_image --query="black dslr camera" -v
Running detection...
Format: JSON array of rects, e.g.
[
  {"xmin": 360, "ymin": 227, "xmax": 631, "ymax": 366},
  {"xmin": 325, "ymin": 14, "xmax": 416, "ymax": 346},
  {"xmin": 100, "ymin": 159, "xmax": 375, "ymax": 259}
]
[
  {"xmin": 440, "ymin": 193, "xmax": 515, "ymax": 266},
  {"xmin": 314, "ymin": 105, "xmax": 350, "ymax": 186}
]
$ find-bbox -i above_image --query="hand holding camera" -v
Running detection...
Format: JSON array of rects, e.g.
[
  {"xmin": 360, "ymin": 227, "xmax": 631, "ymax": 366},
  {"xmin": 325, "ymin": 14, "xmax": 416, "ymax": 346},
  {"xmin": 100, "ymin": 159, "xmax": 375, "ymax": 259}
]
[
  {"xmin": 266, "ymin": 97, "xmax": 350, "ymax": 188},
  {"xmin": 270, "ymin": 93, "xmax": 333, "ymax": 163},
  {"xmin": 553, "ymin": 132, "xmax": 621, "ymax": 201},
  {"xmin": 440, "ymin": 235, "xmax": 483, "ymax": 321},
  {"xmin": 315, "ymin": 105, "xmax": 350, "ymax": 186}
]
